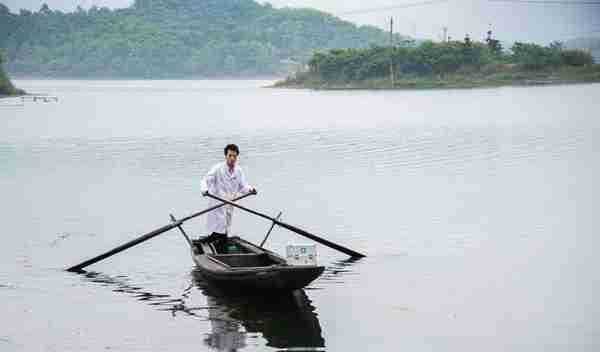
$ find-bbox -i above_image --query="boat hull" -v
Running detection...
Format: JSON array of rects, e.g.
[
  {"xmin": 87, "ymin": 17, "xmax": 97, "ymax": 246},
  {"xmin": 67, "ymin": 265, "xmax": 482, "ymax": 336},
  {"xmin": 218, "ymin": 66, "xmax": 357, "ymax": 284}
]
[
  {"xmin": 192, "ymin": 253, "xmax": 324, "ymax": 291},
  {"xmin": 190, "ymin": 236, "xmax": 324, "ymax": 292}
]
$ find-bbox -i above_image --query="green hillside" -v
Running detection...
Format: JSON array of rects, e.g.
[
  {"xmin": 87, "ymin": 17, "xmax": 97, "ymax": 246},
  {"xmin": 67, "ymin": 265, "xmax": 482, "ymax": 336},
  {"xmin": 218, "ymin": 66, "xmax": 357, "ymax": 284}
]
[{"xmin": 0, "ymin": 0, "xmax": 403, "ymax": 78}]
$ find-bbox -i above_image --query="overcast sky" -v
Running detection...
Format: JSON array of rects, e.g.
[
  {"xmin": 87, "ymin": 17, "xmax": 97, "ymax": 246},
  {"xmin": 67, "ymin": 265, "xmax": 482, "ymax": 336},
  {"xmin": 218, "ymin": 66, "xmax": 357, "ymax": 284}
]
[{"xmin": 3, "ymin": 0, "xmax": 599, "ymax": 44}]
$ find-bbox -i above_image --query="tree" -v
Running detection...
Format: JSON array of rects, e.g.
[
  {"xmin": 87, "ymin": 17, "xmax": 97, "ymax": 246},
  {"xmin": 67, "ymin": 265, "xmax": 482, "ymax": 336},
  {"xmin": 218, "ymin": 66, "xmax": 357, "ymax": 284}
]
[
  {"xmin": 549, "ymin": 41, "xmax": 563, "ymax": 51},
  {"xmin": 487, "ymin": 39, "xmax": 502, "ymax": 56},
  {"xmin": 0, "ymin": 3, "xmax": 10, "ymax": 16},
  {"xmin": 0, "ymin": 0, "xmax": 400, "ymax": 78},
  {"xmin": 560, "ymin": 49, "xmax": 594, "ymax": 66},
  {"xmin": 485, "ymin": 29, "xmax": 503, "ymax": 56},
  {"xmin": 511, "ymin": 42, "xmax": 561, "ymax": 70},
  {"xmin": 40, "ymin": 3, "xmax": 51, "ymax": 15}
]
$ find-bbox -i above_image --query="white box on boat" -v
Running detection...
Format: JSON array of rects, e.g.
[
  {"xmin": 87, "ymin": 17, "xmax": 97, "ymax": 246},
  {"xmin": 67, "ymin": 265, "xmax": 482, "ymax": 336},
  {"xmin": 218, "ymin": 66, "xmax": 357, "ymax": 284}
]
[{"xmin": 286, "ymin": 245, "xmax": 317, "ymax": 266}]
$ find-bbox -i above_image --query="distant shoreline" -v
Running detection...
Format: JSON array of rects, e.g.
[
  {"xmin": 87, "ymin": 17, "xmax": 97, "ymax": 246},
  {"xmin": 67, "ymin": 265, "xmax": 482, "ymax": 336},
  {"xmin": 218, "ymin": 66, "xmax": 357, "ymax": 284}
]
[
  {"xmin": 274, "ymin": 66, "xmax": 600, "ymax": 91},
  {"xmin": 9, "ymin": 75, "xmax": 285, "ymax": 81},
  {"xmin": 273, "ymin": 78, "xmax": 600, "ymax": 91},
  {"xmin": 0, "ymin": 86, "xmax": 26, "ymax": 98},
  {"xmin": 0, "ymin": 92, "xmax": 28, "ymax": 100}
]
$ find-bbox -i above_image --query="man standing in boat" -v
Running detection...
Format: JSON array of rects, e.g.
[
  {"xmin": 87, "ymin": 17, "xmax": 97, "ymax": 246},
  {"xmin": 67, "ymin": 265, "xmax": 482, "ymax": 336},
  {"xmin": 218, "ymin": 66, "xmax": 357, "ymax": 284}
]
[{"xmin": 200, "ymin": 144, "xmax": 256, "ymax": 252}]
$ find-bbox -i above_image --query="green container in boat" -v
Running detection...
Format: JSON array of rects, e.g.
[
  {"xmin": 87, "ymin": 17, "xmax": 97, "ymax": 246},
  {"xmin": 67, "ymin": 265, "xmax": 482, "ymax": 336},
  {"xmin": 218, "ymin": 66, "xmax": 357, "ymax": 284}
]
[{"xmin": 227, "ymin": 243, "xmax": 241, "ymax": 253}]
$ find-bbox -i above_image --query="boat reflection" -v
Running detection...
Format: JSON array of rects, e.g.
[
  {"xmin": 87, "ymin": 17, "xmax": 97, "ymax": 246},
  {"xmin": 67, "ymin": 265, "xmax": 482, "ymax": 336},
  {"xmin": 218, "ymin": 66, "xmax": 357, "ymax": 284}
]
[
  {"xmin": 80, "ymin": 270, "xmax": 325, "ymax": 350},
  {"xmin": 192, "ymin": 269, "xmax": 325, "ymax": 351}
]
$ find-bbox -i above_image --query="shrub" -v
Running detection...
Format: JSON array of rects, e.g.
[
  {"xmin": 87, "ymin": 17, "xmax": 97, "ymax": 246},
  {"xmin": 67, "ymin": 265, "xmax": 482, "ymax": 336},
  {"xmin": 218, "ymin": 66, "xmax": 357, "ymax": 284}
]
[
  {"xmin": 560, "ymin": 49, "xmax": 594, "ymax": 66},
  {"xmin": 511, "ymin": 42, "xmax": 561, "ymax": 70}
]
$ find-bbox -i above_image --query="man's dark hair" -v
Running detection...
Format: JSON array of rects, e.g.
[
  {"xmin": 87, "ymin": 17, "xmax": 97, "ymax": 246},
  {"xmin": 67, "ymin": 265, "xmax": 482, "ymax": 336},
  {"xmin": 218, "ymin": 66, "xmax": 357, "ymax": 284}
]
[{"xmin": 224, "ymin": 144, "xmax": 240, "ymax": 156}]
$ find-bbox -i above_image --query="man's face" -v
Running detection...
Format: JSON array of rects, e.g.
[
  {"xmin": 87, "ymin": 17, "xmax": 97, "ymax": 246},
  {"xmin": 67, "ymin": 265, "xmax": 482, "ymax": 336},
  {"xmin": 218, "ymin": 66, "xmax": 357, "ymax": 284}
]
[{"xmin": 225, "ymin": 150, "xmax": 238, "ymax": 168}]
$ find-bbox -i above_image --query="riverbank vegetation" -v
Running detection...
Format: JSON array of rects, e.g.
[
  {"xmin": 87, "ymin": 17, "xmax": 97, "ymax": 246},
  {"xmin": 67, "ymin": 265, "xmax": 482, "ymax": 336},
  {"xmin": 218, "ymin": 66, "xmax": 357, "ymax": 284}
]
[
  {"xmin": 564, "ymin": 37, "xmax": 600, "ymax": 61},
  {"xmin": 0, "ymin": 0, "xmax": 402, "ymax": 78},
  {"xmin": 276, "ymin": 36, "xmax": 599, "ymax": 89},
  {"xmin": 0, "ymin": 50, "xmax": 24, "ymax": 96}
]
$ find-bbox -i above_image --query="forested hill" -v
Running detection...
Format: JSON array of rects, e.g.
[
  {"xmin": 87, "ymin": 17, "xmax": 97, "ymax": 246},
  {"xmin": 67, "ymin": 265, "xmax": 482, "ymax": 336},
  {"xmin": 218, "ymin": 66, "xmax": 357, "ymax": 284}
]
[{"xmin": 0, "ymin": 0, "xmax": 403, "ymax": 78}]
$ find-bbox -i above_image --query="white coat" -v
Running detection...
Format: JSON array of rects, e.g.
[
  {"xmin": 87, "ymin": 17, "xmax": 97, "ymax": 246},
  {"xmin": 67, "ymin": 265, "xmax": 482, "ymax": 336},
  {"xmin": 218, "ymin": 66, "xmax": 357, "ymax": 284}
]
[{"xmin": 200, "ymin": 161, "xmax": 252, "ymax": 234}]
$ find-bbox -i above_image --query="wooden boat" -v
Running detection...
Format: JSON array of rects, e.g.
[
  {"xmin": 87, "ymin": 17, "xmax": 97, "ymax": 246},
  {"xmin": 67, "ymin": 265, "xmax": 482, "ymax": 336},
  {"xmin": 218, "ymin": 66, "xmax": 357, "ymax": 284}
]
[
  {"xmin": 66, "ymin": 191, "xmax": 363, "ymax": 276},
  {"xmin": 191, "ymin": 236, "xmax": 324, "ymax": 291}
]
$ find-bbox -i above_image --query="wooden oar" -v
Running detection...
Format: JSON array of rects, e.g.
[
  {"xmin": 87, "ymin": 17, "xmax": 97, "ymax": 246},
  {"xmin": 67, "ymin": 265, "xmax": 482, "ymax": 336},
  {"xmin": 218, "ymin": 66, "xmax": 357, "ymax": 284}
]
[
  {"xmin": 66, "ymin": 191, "xmax": 256, "ymax": 272},
  {"xmin": 206, "ymin": 193, "xmax": 366, "ymax": 258}
]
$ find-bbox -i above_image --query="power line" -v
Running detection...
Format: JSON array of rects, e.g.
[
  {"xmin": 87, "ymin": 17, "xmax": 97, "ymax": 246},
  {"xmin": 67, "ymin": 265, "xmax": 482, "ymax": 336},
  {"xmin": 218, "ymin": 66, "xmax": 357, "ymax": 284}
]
[
  {"xmin": 338, "ymin": 0, "xmax": 449, "ymax": 15},
  {"xmin": 556, "ymin": 28, "xmax": 600, "ymax": 38},
  {"xmin": 488, "ymin": 0, "xmax": 600, "ymax": 4},
  {"xmin": 337, "ymin": 0, "xmax": 600, "ymax": 17}
]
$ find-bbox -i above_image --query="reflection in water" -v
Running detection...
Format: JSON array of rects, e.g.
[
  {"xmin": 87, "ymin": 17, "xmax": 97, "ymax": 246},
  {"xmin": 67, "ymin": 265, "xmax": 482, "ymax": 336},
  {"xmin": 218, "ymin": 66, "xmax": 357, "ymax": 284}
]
[
  {"xmin": 204, "ymin": 297, "xmax": 246, "ymax": 351},
  {"xmin": 82, "ymin": 272, "xmax": 209, "ymax": 318},
  {"xmin": 316, "ymin": 257, "xmax": 363, "ymax": 285},
  {"xmin": 192, "ymin": 269, "xmax": 325, "ymax": 350},
  {"xmin": 81, "ymin": 270, "xmax": 326, "ymax": 350}
]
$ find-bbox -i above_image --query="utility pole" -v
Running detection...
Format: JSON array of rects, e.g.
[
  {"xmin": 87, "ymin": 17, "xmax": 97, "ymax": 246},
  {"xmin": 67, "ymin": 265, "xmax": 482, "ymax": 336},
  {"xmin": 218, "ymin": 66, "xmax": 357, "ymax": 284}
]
[
  {"xmin": 443, "ymin": 27, "xmax": 448, "ymax": 43},
  {"xmin": 390, "ymin": 17, "xmax": 395, "ymax": 87},
  {"xmin": 413, "ymin": 22, "xmax": 417, "ymax": 39}
]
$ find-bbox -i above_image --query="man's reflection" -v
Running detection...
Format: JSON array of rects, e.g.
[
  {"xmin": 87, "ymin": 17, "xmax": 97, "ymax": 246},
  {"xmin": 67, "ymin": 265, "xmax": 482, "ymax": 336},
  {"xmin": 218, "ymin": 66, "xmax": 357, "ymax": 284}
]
[{"xmin": 204, "ymin": 297, "xmax": 247, "ymax": 351}]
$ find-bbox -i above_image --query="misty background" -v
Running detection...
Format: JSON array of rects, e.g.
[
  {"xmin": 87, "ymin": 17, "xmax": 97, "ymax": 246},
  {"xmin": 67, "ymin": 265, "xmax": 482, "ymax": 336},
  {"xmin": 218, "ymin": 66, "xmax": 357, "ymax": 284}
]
[{"xmin": 3, "ymin": 0, "xmax": 600, "ymax": 44}]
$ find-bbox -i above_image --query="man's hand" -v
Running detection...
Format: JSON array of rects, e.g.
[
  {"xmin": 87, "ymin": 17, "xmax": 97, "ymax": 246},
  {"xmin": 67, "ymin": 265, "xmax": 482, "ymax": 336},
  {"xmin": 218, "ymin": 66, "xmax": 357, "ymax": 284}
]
[
  {"xmin": 249, "ymin": 186, "xmax": 257, "ymax": 195},
  {"xmin": 202, "ymin": 190, "xmax": 209, "ymax": 197}
]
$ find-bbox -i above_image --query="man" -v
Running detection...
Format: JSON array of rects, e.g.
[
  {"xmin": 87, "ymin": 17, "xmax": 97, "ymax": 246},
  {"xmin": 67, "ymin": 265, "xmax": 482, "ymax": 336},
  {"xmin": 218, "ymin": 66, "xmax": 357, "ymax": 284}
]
[{"xmin": 200, "ymin": 144, "xmax": 256, "ymax": 253}]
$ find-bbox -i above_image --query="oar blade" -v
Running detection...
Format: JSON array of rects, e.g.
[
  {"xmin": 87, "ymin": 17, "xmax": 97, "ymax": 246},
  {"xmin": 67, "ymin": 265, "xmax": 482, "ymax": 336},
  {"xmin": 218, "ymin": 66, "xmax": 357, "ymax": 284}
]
[
  {"xmin": 276, "ymin": 220, "xmax": 366, "ymax": 258},
  {"xmin": 206, "ymin": 193, "xmax": 366, "ymax": 258},
  {"xmin": 66, "ymin": 191, "xmax": 256, "ymax": 272},
  {"xmin": 66, "ymin": 222, "xmax": 177, "ymax": 272}
]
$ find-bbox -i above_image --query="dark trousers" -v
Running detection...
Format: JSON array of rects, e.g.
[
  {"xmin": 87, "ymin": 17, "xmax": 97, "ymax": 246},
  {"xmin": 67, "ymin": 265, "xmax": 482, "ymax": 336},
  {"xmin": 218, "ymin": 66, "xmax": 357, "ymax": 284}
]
[{"xmin": 203, "ymin": 232, "xmax": 227, "ymax": 253}]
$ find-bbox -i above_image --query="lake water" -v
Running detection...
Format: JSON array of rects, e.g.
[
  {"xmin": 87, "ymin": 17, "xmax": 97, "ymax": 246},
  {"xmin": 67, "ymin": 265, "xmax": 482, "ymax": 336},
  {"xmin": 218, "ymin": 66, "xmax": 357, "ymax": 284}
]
[{"xmin": 1, "ymin": 80, "xmax": 599, "ymax": 351}]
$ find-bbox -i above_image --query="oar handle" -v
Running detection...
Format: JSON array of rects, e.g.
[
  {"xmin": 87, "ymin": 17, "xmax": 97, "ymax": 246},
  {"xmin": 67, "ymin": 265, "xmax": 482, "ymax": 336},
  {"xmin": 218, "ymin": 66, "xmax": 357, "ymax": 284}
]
[{"xmin": 179, "ymin": 191, "xmax": 256, "ymax": 223}]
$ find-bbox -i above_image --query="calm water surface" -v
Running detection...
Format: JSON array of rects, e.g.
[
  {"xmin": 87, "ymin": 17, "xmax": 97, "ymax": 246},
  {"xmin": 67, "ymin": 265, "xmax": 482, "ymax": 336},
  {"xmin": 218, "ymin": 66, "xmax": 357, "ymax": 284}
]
[{"xmin": 1, "ymin": 80, "xmax": 599, "ymax": 351}]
